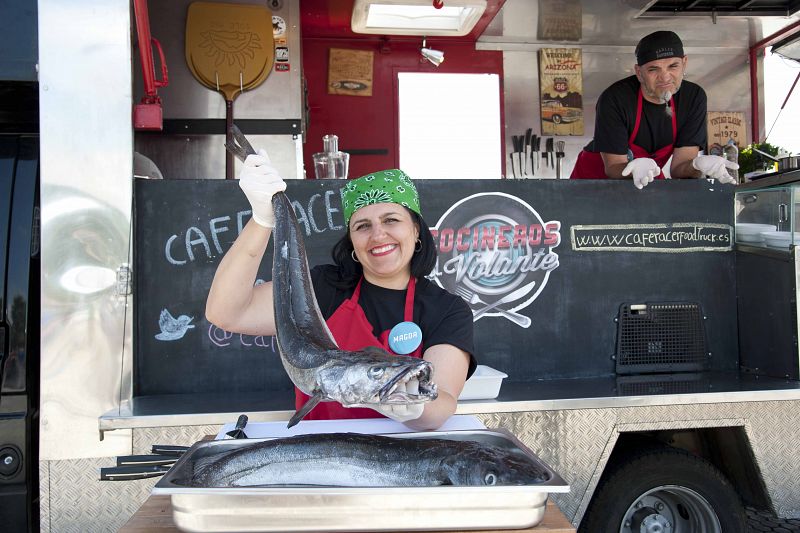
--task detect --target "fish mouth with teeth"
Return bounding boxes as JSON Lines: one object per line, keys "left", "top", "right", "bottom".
{"left": 378, "top": 363, "right": 436, "bottom": 404}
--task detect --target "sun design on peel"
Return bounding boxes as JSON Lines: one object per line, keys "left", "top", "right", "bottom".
{"left": 199, "top": 30, "right": 263, "bottom": 68}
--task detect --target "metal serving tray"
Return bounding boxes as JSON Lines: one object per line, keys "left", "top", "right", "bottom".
{"left": 152, "top": 428, "right": 569, "bottom": 533}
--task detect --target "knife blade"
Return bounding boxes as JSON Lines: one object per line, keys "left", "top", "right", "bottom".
{"left": 473, "top": 280, "right": 537, "bottom": 319}
{"left": 524, "top": 128, "right": 532, "bottom": 175}
{"left": 116, "top": 454, "right": 178, "bottom": 467}
{"left": 100, "top": 465, "right": 171, "bottom": 481}
{"left": 150, "top": 444, "right": 190, "bottom": 456}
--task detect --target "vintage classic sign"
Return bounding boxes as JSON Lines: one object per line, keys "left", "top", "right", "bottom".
{"left": 706, "top": 111, "right": 746, "bottom": 155}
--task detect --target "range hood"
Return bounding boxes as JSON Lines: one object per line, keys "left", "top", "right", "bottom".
{"left": 637, "top": 0, "right": 800, "bottom": 17}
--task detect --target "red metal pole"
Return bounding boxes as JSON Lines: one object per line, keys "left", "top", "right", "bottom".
{"left": 134, "top": 0, "right": 156, "bottom": 97}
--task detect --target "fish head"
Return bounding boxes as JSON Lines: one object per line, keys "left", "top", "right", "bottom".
{"left": 442, "top": 444, "right": 550, "bottom": 486}
{"left": 319, "top": 347, "right": 438, "bottom": 407}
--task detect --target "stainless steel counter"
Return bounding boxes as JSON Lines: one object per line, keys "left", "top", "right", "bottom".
{"left": 99, "top": 371, "right": 800, "bottom": 436}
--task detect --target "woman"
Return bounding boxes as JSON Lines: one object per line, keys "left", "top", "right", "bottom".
{"left": 206, "top": 150, "right": 475, "bottom": 430}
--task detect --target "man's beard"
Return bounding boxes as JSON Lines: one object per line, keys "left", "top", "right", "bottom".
{"left": 661, "top": 90, "right": 673, "bottom": 116}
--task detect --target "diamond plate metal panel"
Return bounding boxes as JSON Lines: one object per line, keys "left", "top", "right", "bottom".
{"left": 42, "top": 457, "right": 158, "bottom": 532}
{"left": 40, "top": 425, "right": 223, "bottom": 531}
{"left": 39, "top": 460, "right": 50, "bottom": 533}
{"left": 132, "top": 425, "right": 220, "bottom": 454}
{"left": 478, "top": 409, "right": 617, "bottom": 525}
{"left": 478, "top": 400, "right": 800, "bottom": 526}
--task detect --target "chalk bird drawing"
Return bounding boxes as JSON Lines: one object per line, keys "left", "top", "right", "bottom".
{"left": 155, "top": 309, "right": 195, "bottom": 341}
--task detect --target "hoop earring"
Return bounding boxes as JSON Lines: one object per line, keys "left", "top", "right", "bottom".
{"left": 351, "top": 250, "right": 360, "bottom": 263}
{"left": 414, "top": 239, "right": 422, "bottom": 253}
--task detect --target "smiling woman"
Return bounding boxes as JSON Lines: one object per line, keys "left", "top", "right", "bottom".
{"left": 206, "top": 161, "right": 476, "bottom": 431}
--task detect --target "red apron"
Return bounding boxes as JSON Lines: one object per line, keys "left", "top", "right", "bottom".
{"left": 294, "top": 276, "right": 423, "bottom": 420}
{"left": 570, "top": 88, "right": 677, "bottom": 179}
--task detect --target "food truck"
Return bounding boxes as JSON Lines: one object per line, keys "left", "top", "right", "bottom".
{"left": 2, "top": 0, "right": 800, "bottom": 531}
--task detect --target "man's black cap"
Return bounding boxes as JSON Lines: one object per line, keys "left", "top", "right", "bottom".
{"left": 635, "top": 31, "right": 685, "bottom": 65}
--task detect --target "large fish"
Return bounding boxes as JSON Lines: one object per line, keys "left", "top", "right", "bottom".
{"left": 271, "top": 192, "right": 438, "bottom": 427}
{"left": 191, "top": 432, "right": 550, "bottom": 487}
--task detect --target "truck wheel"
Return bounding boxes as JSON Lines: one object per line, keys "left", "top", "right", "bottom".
{"left": 580, "top": 447, "right": 746, "bottom": 533}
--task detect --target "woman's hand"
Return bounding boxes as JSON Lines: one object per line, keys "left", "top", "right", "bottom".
{"left": 239, "top": 149, "right": 287, "bottom": 227}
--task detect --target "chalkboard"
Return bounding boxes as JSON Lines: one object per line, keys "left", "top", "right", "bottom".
{"left": 134, "top": 178, "right": 736, "bottom": 397}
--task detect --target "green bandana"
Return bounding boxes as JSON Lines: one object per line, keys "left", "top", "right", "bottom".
{"left": 341, "top": 169, "right": 421, "bottom": 226}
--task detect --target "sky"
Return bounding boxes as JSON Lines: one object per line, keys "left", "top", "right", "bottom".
{"left": 763, "top": 47, "right": 800, "bottom": 154}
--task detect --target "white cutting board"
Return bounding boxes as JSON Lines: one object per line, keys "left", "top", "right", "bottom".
{"left": 215, "top": 415, "right": 487, "bottom": 440}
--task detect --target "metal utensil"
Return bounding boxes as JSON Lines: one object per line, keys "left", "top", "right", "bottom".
{"left": 555, "top": 141, "right": 565, "bottom": 179}
{"left": 524, "top": 128, "right": 532, "bottom": 175}
{"left": 100, "top": 465, "right": 172, "bottom": 481}
{"left": 473, "top": 280, "right": 537, "bottom": 320}
{"left": 116, "top": 454, "right": 178, "bottom": 467}
{"left": 455, "top": 285, "right": 531, "bottom": 328}
{"left": 150, "top": 444, "right": 190, "bottom": 456}
{"left": 224, "top": 414, "right": 250, "bottom": 439}
{"left": 225, "top": 124, "right": 258, "bottom": 163}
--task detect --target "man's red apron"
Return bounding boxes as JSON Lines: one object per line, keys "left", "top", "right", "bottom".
{"left": 294, "top": 276, "right": 423, "bottom": 420}
{"left": 570, "top": 88, "right": 677, "bottom": 179}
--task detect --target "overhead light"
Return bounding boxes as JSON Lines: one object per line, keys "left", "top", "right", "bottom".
{"left": 351, "top": 0, "right": 487, "bottom": 36}
{"left": 421, "top": 38, "right": 445, "bottom": 66}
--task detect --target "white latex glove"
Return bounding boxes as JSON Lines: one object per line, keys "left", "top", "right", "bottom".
{"left": 238, "top": 149, "right": 287, "bottom": 227}
{"left": 621, "top": 158, "right": 661, "bottom": 189}
{"left": 371, "top": 379, "right": 425, "bottom": 423}
{"left": 692, "top": 154, "right": 739, "bottom": 184}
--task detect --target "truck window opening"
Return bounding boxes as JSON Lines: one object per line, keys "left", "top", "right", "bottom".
{"left": 398, "top": 72, "right": 502, "bottom": 179}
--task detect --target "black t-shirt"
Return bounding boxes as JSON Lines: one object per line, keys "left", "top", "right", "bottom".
{"left": 584, "top": 76, "right": 707, "bottom": 156}
{"left": 311, "top": 265, "right": 477, "bottom": 379}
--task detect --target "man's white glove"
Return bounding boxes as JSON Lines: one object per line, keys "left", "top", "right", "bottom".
{"left": 692, "top": 154, "right": 739, "bottom": 184}
{"left": 238, "top": 149, "right": 287, "bottom": 227}
{"left": 621, "top": 158, "right": 661, "bottom": 190}
{"left": 371, "top": 379, "right": 425, "bottom": 423}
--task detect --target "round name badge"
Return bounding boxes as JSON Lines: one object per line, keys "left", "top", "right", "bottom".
{"left": 388, "top": 321, "right": 422, "bottom": 355}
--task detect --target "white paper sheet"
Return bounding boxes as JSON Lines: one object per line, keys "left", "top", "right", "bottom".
{"left": 215, "top": 414, "right": 486, "bottom": 440}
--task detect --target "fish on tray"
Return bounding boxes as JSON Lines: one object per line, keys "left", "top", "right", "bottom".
{"left": 190, "top": 432, "right": 551, "bottom": 487}
{"left": 271, "top": 193, "right": 438, "bottom": 428}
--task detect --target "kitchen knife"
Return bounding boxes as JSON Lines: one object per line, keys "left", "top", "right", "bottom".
{"left": 524, "top": 128, "right": 532, "bottom": 175}
{"left": 224, "top": 414, "right": 250, "bottom": 439}
{"left": 474, "top": 280, "right": 537, "bottom": 319}
{"left": 150, "top": 444, "right": 190, "bottom": 456}
{"left": 116, "top": 454, "right": 178, "bottom": 467}
{"left": 100, "top": 465, "right": 171, "bottom": 481}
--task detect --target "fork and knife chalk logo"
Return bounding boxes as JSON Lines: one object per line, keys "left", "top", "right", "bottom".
{"left": 428, "top": 193, "right": 561, "bottom": 329}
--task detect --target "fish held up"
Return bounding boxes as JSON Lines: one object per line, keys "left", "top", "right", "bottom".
{"left": 270, "top": 193, "right": 438, "bottom": 428}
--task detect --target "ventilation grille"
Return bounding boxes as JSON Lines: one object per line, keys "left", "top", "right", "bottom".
{"left": 615, "top": 302, "right": 708, "bottom": 375}
{"left": 616, "top": 374, "right": 711, "bottom": 395}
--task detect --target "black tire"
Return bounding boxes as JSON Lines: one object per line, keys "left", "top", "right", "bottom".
{"left": 552, "top": 114, "right": 562, "bottom": 124}
{"left": 579, "top": 447, "right": 747, "bottom": 533}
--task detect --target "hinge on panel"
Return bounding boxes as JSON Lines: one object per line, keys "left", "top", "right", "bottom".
{"left": 115, "top": 264, "right": 132, "bottom": 297}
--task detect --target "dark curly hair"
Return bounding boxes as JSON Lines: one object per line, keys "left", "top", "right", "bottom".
{"left": 324, "top": 208, "right": 437, "bottom": 290}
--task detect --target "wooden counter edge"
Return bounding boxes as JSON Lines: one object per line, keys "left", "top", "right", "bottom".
{"left": 120, "top": 494, "right": 576, "bottom": 533}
